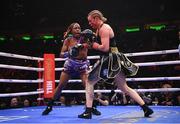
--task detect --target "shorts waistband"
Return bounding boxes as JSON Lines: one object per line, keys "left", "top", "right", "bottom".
{"left": 70, "top": 58, "right": 87, "bottom": 62}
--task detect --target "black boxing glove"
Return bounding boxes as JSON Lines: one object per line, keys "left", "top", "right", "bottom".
{"left": 69, "top": 44, "right": 84, "bottom": 58}
{"left": 80, "top": 29, "right": 97, "bottom": 48}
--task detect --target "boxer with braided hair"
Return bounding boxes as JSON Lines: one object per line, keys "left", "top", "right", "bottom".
{"left": 42, "top": 22, "right": 101, "bottom": 116}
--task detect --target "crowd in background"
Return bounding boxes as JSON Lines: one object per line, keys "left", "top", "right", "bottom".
{"left": 0, "top": 29, "right": 180, "bottom": 109}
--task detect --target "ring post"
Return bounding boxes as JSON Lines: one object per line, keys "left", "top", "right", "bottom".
{"left": 38, "top": 60, "right": 44, "bottom": 105}
{"left": 43, "top": 54, "right": 55, "bottom": 98}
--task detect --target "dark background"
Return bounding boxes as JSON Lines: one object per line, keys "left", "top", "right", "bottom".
{"left": 0, "top": 0, "right": 179, "bottom": 56}
{"left": 0, "top": 0, "right": 179, "bottom": 32}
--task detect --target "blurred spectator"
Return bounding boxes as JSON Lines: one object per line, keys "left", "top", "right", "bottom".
{"left": 152, "top": 97, "right": 159, "bottom": 106}
{"left": 141, "top": 94, "right": 152, "bottom": 105}
{"left": 110, "top": 91, "right": 128, "bottom": 105}
{"left": 93, "top": 92, "right": 109, "bottom": 106}
{"left": 174, "top": 65, "right": 180, "bottom": 77}
{"left": 23, "top": 99, "right": 31, "bottom": 107}
{"left": 159, "top": 83, "right": 174, "bottom": 106}
{"left": 128, "top": 97, "right": 137, "bottom": 105}
{"left": 0, "top": 101, "right": 7, "bottom": 109}
{"left": 60, "top": 96, "right": 66, "bottom": 106}
{"left": 175, "top": 94, "right": 180, "bottom": 106}
{"left": 10, "top": 97, "right": 22, "bottom": 108}
{"left": 53, "top": 96, "right": 67, "bottom": 106}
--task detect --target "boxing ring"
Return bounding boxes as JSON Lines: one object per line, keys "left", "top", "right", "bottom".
{"left": 0, "top": 46, "right": 180, "bottom": 123}
{"left": 0, "top": 106, "right": 180, "bottom": 123}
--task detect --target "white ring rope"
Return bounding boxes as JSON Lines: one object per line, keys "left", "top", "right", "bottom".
{"left": 135, "top": 60, "right": 180, "bottom": 66}
{"left": 125, "top": 77, "right": 180, "bottom": 81}
{"left": 125, "top": 49, "right": 179, "bottom": 57}
{"left": 0, "top": 48, "right": 179, "bottom": 61}
{"left": 0, "top": 64, "right": 43, "bottom": 71}
{"left": 0, "top": 91, "right": 44, "bottom": 97}
{"left": 0, "top": 79, "right": 43, "bottom": 83}
{"left": 1, "top": 77, "right": 180, "bottom": 83}
{"left": 0, "top": 88, "right": 180, "bottom": 97}
{"left": 55, "top": 60, "right": 180, "bottom": 71}
{"left": 0, "top": 52, "right": 43, "bottom": 61}
{"left": 0, "top": 60, "right": 179, "bottom": 71}
{"left": 61, "top": 88, "right": 180, "bottom": 93}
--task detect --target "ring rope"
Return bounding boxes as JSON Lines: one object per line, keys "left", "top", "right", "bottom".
{"left": 54, "top": 49, "right": 180, "bottom": 61}
{"left": 125, "top": 49, "right": 179, "bottom": 57}
{"left": 1, "top": 76, "right": 180, "bottom": 83}
{"left": 0, "top": 88, "right": 180, "bottom": 98}
{"left": 0, "top": 60, "right": 179, "bottom": 71}
{"left": 0, "top": 48, "right": 179, "bottom": 61}
{"left": 61, "top": 88, "right": 180, "bottom": 93}
{"left": 0, "top": 64, "right": 43, "bottom": 71}
{"left": 0, "top": 52, "right": 43, "bottom": 61}
{"left": 0, "top": 91, "right": 44, "bottom": 97}
{"left": 55, "top": 60, "right": 180, "bottom": 71}
{"left": 64, "top": 77, "right": 180, "bottom": 82}
{"left": 0, "top": 79, "right": 43, "bottom": 83}
{"left": 135, "top": 60, "right": 180, "bottom": 66}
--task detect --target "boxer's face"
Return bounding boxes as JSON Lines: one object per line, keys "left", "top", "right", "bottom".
{"left": 87, "top": 16, "right": 98, "bottom": 29}
{"left": 72, "top": 23, "right": 81, "bottom": 37}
